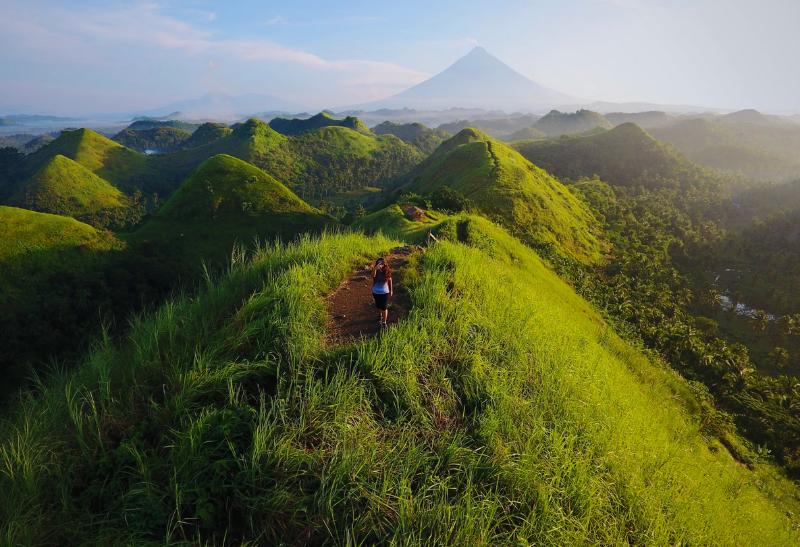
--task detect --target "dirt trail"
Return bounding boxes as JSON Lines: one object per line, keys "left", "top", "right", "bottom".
{"left": 327, "top": 247, "right": 414, "bottom": 344}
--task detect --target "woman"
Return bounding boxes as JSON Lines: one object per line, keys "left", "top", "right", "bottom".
{"left": 372, "top": 257, "right": 393, "bottom": 327}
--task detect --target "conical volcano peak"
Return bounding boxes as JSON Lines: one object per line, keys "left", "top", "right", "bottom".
{"left": 358, "top": 47, "right": 577, "bottom": 112}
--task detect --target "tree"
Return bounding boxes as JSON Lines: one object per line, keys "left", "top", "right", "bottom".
{"left": 768, "top": 347, "right": 790, "bottom": 370}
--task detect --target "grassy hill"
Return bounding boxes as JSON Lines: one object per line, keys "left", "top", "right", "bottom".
{"left": 400, "top": 128, "right": 602, "bottom": 264}
{"left": 183, "top": 122, "right": 233, "bottom": 148}
{"left": 372, "top": 121, "right": 451, "bottom": 153}
{"left": 269, "top": 112, "right": 372, "bottom": 136}
{"left": 0, "top": 206, "right": 123, "bottom": 387}
{"left": 24, "top": 128, "right": 149, "bottom": 192}
{"left": 153, "top": 119, "right": 423, "bottom": 202}
{"left": 651, "top": 113, "right": 800, "bottom": 181}
{"left": 513, "top": 123, "right": 706, "bottom": 188}
{"left": 605, "top": 111, "right": 673, "bottom": 129}
{"left": 9, "top": 154, "right": 128, "bottom": 219}
{"left": 132, "top": 154, "right": 331, "bottom": 266}
{"left": 114, "top": 126, "right": 192, "bottom": 153}
{"left": 437, "top": 114, "right": 540, "bottom": 140}
{"left": 1, "top": 221, "right": 797, "bottom": 544}
{"left": 533, "top": 109, "right": 612, "bottom": 136}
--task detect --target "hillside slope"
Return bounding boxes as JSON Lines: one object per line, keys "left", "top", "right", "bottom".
{"left": 533, "top": 109, "right": 612, "bottom": 136}
{"left": 1, "top": 223, "right": 797, "bottom": 544}
{"left": 401, "top": 128, "right": 601, "bottom": 264}
{"left": 269, "top": 112, "right": 372, "bottom": 136}
{"left": 154, "top": 119, "right": 423, "bottom": 201}
{"left": 513, "top": 123, "right": 709, "bottom": 187}
{"left": 24, "top": 128, "right": 148, "bottom": 191}
{"left": 0, "top": 206, "right": 122, "bottom": 385}
{"left": 132, "top": 154, "right": 331, "bottom": 265}
{"left": 9, "top": 154, "right": 128, "bottom": 219}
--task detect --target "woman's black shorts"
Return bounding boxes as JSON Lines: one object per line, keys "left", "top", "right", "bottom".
{"left": 373, "top": 293, "right": 390, "bottom": 310}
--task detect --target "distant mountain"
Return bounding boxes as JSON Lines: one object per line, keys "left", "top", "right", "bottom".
{"left": 400, "top": 128, "right": 601, "bottom": 263}
{"left": 651, "top": 111, "right": 800, "bottom": 181}
{"left": 513, "top": 123, "right": 704, "bottom": 188}
{"left": 134, "top": 93, "right": 302, "bottom": 121}
{"left": 114, "top": 127, "right": 192, "bottom": 154}
{"left": 437, "top": 114, "right": 541, "bottom": 140}
{"left": 183, "top": 123, "right": 233, "bottom": 149}
{"left": 605, "top": 111, "right": 673, "bottom": 129}
{"left": 533, "top": 110, "right": 612, "bottom": 137}
{"left": 372, "top": 121, "right": 451, "bottom": 154}
{"left": 269, "top": 112, "right": 371, "bottom": 136}
{"left": 357, "top": 47, "right": 578, "bottom": 112}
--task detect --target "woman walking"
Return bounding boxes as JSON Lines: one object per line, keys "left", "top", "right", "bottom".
{"left": 372, "top": 257, "right": 393, "bottom": 327}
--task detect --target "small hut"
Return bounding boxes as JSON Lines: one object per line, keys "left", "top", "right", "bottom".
{"left": 401, "top": 204, "right": 426, "bottom": 221}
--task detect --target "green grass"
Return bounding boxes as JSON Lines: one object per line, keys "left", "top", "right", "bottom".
{"left": 1, "top": 221, "right": 797, "bottom": 544}
{"left": 9, "top": 154, "right": 128, "bottom": 218}
{"left": 130, "top": 154, "right": 332, "bottom": 267}
{"left": 24, "top": 128, "right": 148, "bottom": 191}
{"left": 513, "top": 123, "right": 705, "bottom": 188}
{"left": 403, "top": 128, "right": 602, "bottom": 264}
{"left": 533, "top": 109, "right": 612, "bottom": 136}
{"left": 153, "top": 119, "right": 422, "bottom": 201}
{"left": 269, "top": 112, "right": 373, "bottom": 136}
{"left": 355, "top": 203, "right": 449, "bottom": 240}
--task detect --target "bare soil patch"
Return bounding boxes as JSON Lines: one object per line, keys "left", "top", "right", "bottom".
{"left": 327, "top": 247, "right": 414, "bottom": 344}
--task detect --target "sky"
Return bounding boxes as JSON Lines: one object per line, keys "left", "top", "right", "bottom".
{"left": 1, "top": 0, "right": 799, "bottom": 115}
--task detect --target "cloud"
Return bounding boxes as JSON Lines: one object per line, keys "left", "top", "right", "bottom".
{"left": 0, "top": 2, "right": 426, "bottom": 105}
{"left": 265, "top": 16, "right": 288, "bottom": 27}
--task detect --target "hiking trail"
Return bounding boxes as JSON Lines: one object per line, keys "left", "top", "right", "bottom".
{"left": 326, "top": 246, "right": 414, "bottom": 343}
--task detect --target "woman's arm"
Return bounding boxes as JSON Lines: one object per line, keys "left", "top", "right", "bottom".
{"left": 389, "top": 278, "right": 393, "bottom": 296}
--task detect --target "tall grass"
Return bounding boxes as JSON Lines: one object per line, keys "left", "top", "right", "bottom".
{"left": 0, "top": 223, "right": 797, "bottom": 545}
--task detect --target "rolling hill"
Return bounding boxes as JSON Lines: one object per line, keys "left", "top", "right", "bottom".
{"left": 372, "top": 121, "right": 451, "bottom": 153}
{"left": 133, "top": 154, "right": 331, "bottom": 265}
{"left": 269, "top": 112, "right": 372, "bottom": 136}
{"left": 183, "top": 122, "right": 233, "bottom": 149}
{"left": 513, "top": 123, "right": 707, "bottom": 187}
{"left": 113, "top": 126, "right": 192, "bottom": 153}
{"left": 651, "top": 111, "right": 800, "bottom": 181}
{"left": 8, "top": 154, "right": 128, "bottom": 219}
{"left": 533, "top": 109, "right": 612, "bottom": 136}
{"left": 154, "top": 118, "right": 423, "bottom": 202}
{"left": 23, "top": 128, "right": 149, "bottom": 192}
{"left": 1, "top": 220, "right": 797, "bottom": 544}
{"left": 0, "top": 206, "right": 122, "bottom": 386}
{"left": 605, "top": 110, "right": 674, "bottom": 129}
{"left": 400, "top": 128, "right": 602, "bottom": 263}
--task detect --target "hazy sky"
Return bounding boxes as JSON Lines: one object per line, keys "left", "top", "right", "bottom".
{"left": 1, "top": 0, "right": 799, "bottom": 114}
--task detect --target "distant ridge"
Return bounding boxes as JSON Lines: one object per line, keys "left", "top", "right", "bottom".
{"left": 356, "top": 47, "right": 578, "bottom": 112}
{"left": 269, "top": 112, "right": 372, "bottom": 136}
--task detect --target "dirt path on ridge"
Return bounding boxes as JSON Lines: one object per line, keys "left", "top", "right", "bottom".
{"left": 326, "top": 247, "right": 414, "bottom": 344}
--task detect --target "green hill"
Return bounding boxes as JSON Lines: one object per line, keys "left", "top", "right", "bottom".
{"left": 0, "top": 206, "right": 122, "bottom": 386}
{"left": 9, "top": 154, "right": 128, "bottom": 219}
{"left": 1, "top": 221, "right": 797, "bottom": 544}
{"left": 183, "top": 122, "right": 233, "bottom": 149}
{"left": 651, "top": 114, "right": 800, "bottom": 181}
{"left": 513, "top": 123, "right": 704, "bottom": 187}
{"left": 133, "top": 154, "right": 331, "bottom": 265}
{"left": 269, "top": 111, "right": 372, "bottom": 136}
{"left": 372, "top": 121, "right": 451, "bottom": 153}
{"left": 113, "top": 126, "right": 192, "bottom": 153}
{"left": 437, "top": 114, "right": 540, "bottom": 140}
{"left": 400, "top": 128, "right": 602, "bottom": 264}
{"left": 533, "top": 109, "right": 612, "bottom": 136}
{"left": 24, "top": 128, "right": 148, "bottom": 191}
{"left": 154, "top": 118, "right": 423, "bottom": 201}
{"left": 605, "top": 111, "right": 673, "bottom": 129}
{"left": 504, "top": 126, "right": 546, "bottom": 141}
